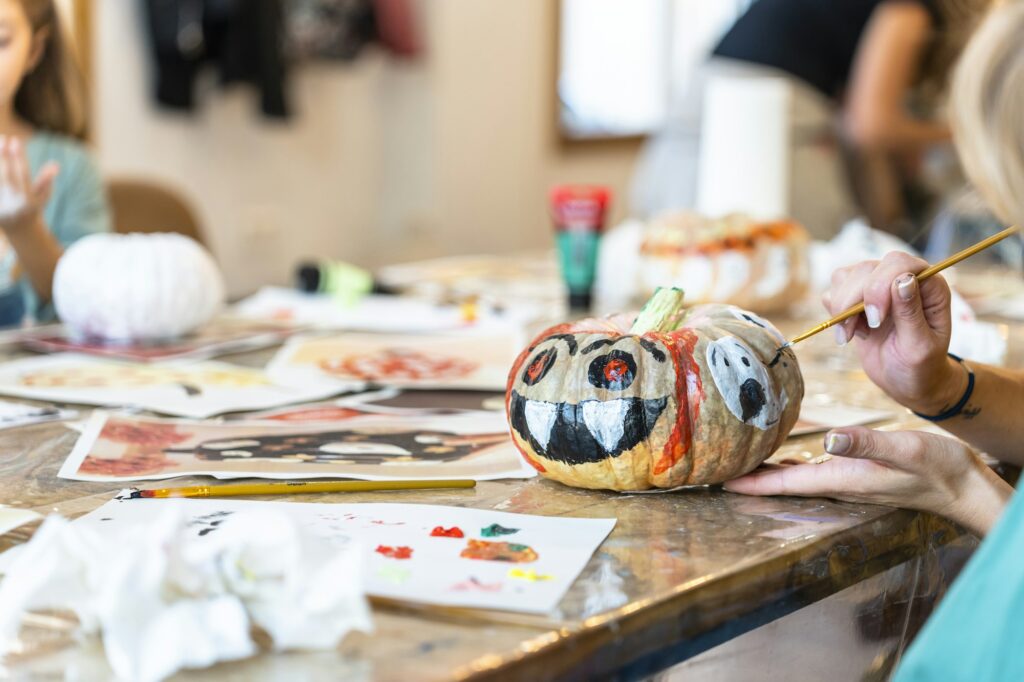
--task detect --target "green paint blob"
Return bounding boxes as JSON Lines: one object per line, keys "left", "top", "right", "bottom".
{"left": 480, "top": 523, "right": 519, "bottom": 538}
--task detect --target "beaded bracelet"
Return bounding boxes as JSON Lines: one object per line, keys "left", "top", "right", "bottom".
{"left": 912, "top": 353, "right": 975, "bottom": 422}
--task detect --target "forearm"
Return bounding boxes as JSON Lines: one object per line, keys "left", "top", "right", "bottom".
{"left": 5, "top": 216, "right": 63, "bottom": 304}
{"left": 916, "top": 359, "right": 1024, "bottom": 465}
{"left": 944, "top": 457, "right": 1015, "bottom": 536}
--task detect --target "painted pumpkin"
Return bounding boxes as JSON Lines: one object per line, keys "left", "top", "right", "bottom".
{"left": 505, "top": 287, "right": 802, "bottom": 491}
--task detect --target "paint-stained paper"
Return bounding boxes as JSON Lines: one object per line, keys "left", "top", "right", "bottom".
{"left": 267, "top": 331, "right": 525, "bottom": 391}
{"left": 59, "top": 411, "right": 535, "bottom": 482}
{"left": 71, "top": 499, "right": 616, "bottom": 615}
{"left": 14, "top": 318, "right": 298, "bottom": 363}
{"left": 0, "top": 354, "right": 354, "bottom": 419}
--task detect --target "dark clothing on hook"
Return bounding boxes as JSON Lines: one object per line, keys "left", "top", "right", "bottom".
{"left": 713, "top": 0, "right": 941, "bottom": 99}
{"left": 142, "top": 0, "right": 290, "bottom": 119}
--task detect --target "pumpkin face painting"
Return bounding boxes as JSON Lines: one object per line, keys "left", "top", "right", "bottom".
{"left": 506, "top": 288, "right": 803, "bottom": 491}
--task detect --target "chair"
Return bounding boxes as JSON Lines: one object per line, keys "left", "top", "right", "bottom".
{"left": 105, "top": 178, "right": 205, "bottom": 246}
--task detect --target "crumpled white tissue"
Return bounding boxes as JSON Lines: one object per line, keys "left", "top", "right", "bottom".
{"left": 0, "top": 509, "right": 372, "bottom": 682}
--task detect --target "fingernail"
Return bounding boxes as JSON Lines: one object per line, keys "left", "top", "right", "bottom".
{"left": 833, "top": 326, "right": 847, "bottom": 346}
{"left": 896, "top": 274, "right": 916, "bottom": 301}
{"left": 825, "top": 432, "right": 851, "bottom": 455}
{"left": 865, "top": 304, "right": 881, "bottom": 329}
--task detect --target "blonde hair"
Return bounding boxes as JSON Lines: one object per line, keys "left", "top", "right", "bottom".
{"left": 14, "top": 0, "right": 88, "bottom": 139}
{"left": 950, "top": 1, "right": 1024, "bottom": 227}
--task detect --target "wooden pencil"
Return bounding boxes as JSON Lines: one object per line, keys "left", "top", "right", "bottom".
{"left": 781, "top": 225, "right": 1020, "bottom": 349}
{"left": 127, "top": 479, "right": 477, "bottom": 499}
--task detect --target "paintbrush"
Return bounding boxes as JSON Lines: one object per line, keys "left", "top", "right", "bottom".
{"left": 771, "top": 225, "right": 1020, "bottom": 364}
{"left": 122, "top": 479, "right": 477, "bottom": 499}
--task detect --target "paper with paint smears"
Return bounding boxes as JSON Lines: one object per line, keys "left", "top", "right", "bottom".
{"left": 0, "top": 354, "right": 352, "bottom": 419}
{"left": 266, "top": 332, "right": 525, "bottom": 391}
{"left": 58, "top": 410, "right": 535, "bottom": 483}
{"left": 72, "top": 500, "right": 616, "bottom": 615}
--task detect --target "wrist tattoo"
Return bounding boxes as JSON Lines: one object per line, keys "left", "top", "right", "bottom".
{"left": 962, "top": 404, "right": 982, "bottom": 420}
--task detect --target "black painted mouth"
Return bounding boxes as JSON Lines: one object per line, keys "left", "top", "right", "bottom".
{"left": 509, "top": 391, "right": 668, "bottom": 465}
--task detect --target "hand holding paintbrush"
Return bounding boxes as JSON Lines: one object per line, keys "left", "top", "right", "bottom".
{"left": 778, "top": 226, "right": 1018, "bottom": 418}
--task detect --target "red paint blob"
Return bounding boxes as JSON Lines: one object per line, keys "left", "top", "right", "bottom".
{"left": 604, "top": 358, "right": 629, "bottom": 382}
{"left": 376, "top": 545, "right": 413, "bottom": 559}
{"left": 430, "top": 526, "right": 465, "bottom": 538}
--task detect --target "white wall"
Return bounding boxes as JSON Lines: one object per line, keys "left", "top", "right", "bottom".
{"left": 93, "top": 1, "right": 638, "bottom": 298}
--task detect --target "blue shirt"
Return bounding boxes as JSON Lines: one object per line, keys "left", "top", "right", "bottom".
{"left": 0, "top": 132, "right": 111, "bottom": 327}
{"left": 894, "top": 486, "right": 1024, "bottom": 681}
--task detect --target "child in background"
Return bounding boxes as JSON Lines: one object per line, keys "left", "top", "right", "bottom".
{"left": 0, "top": 0, "right": 110, "bottom": 327}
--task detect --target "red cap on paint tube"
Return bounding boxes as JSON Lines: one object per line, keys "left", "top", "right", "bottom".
{"left": 549, "top": 186, "right": 611, "bottom": 231}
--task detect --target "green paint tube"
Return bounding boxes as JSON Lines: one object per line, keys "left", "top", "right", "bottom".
{"left": 550, "top": 185, "right": 611, "bottom": 311}
{"left": 295, "top": 260, "right": 396, "bottom": 304}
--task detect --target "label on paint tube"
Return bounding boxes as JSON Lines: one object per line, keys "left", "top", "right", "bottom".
{"left": 550, "top": 186, "right": 611, "bottom": 308}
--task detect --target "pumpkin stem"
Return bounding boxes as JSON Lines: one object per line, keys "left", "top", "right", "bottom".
{"left": 630, "top": 287, "right": 686, "bottom": 333}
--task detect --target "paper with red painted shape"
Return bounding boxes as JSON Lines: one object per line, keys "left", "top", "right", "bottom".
{"left": 267, "top": 332, "right": 524, "bottom": 391}
{"left": 70, "top": 499, "right": 616, "bottom": 615}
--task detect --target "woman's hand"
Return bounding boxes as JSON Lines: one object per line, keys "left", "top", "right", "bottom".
{"left": 724, "top": 427, "right": 1014, "bottom": 536}
{"left": 0, "top": 136, "right": 59, "bottom": 235}
{"left": 827, "top": 251, "right": 965, "bottom": 415}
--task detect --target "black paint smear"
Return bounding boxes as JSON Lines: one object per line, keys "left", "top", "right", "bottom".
{"left": 539, "top": 334, "right": 578, "bottom": 355}
{"left": 581, "top": 338, "right": 615, "bottom": 355}
{"left": 510, "top": 392, "right": 667, "bottom": 465}
{"left": 522, "top": 348, "right": 558, "bottom": 386}
{"left": 179, "top": 383, "right": 202, "bottom": 397}
{"left": 638, "top": 338, "right": 666, "bottom": 362}
{"left": 739, "top": 378, "right": 767, "bottom": 422}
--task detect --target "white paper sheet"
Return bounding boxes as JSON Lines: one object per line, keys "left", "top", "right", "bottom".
{"left": 232, "top": 287, "right": 529, "bottom": 334}
{"left": 790, "top": 404, "right": 895, "bottom": 437}
{"left": 267, "top": 332, "right": 524, "bottom": 392}
{"left": 0, "top": 507, "right": 41, "bottom": 536}
{"left": 0, "top": 354, "right": 354, "bottom": 419}
{"left": 0, "top": 399, "right": 76, "bottom": 430}
{"left": 73, "top": 499, "right": 615, "bottom": 615}
{"left": 59, "top": 411, "right": 535, "bottom": 483}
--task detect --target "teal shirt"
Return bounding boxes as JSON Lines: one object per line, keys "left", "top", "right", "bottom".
{"left": 0, "top": 132, "right": 111, "bottom": 325}
{"left": 894, "top": 486, "right": 1024, "bottom": 681}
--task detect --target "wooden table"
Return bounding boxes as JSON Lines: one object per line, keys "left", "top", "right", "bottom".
{"left": 0, "top": 318, "right": 1014, "bottom": 681}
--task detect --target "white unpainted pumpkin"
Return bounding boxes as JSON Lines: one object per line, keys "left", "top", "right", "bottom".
{"left": 53, "top": 233, "right": 225, "bottom": 342}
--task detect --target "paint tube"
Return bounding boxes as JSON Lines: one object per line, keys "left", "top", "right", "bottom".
{"left": 550, "top": 185, "right": 611, "bottom": 311}
{"left": 295, "top": 260, "right": 397, "bottom": 301}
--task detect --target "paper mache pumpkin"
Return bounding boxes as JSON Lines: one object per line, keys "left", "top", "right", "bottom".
{"left": 53, "top": 233, "right": 225, "bottom": 343}
{"left": 639, "top": 213, "right": 809, "bottom": 313}
{"left": 505, "top": 287, "right": 803, "bottom": 491}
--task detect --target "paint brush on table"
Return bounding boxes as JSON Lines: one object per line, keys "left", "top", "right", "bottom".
{"left": 123, "top": 479, "right": 477, "bottom": 499}
{"left": 771, "top": 225, "right": 1020, "bottom": 363}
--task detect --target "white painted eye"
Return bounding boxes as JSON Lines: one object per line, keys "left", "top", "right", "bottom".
{"left": 727, "top": 308, "right": 785, "bottom": 345}
{"left": 705, "top": 336, "right": 786, "bottom": 430}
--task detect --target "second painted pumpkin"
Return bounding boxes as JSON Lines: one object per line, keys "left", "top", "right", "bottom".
{"left": 505, "top": 287, "right": 803, "bottom": 491}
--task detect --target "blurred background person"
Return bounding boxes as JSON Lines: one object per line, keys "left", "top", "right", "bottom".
{"left": 633, "top": 0, "right": 990, "bottom": 241}
{"left": 0, "top": 0, "right": 109, "bottom": 328}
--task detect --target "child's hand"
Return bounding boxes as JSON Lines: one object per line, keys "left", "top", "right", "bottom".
{"left": 724, "top": 427, "right": 1013, "bottom": 536}
{"left": 0, "top": 136, "right": 59, "bottom": 234}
